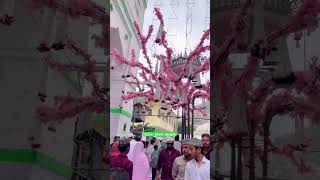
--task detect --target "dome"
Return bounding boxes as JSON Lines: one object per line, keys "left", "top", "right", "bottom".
{"left": 194, "top": 123, "right": 210, "bottom": 139}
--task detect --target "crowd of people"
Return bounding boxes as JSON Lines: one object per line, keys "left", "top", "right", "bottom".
{"left": 109, "top": 132, "right": 212, "bottom": 180}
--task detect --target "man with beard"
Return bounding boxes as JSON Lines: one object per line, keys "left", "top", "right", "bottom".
{"left": 184, "top": 138, "right": 210, "bottom": 180}
{"left": 172, "top": 139, "right": 193, "bottom": 180}
{"left": 201, "top": 133, "right": 212, "bottom": 160}
{"left": 156, "top": 138, "right": 181, "bottom": 180}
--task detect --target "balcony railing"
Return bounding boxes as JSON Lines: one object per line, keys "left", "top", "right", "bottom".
{"left": 171, "top": 57, "right": 203, "bottom": 68}
{"left": 212, "top": 0, "right": 301, "bottom": 13}
{"left": 263, "top": 0, "right": 294, "bottom": 14}
{"left": 213, "top": 0, "right": 241, "bottom": 12}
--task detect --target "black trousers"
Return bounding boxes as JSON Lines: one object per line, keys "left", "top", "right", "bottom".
{"left": 152, "top": 168, "right": 157, "bottom": 180}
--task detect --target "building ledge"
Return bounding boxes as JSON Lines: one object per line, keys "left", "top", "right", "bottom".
{"left": 0, "top": 149, "right": 73, "bottom": 178}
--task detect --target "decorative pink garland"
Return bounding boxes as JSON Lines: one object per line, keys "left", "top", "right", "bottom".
{"left": 0, "top": 14, "right": 14, "bottom": 26}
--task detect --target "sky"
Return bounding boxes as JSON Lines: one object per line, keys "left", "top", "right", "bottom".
{"left": 138, "top": 0, "right": 210, "bottom": 108}
{"left": 141, "top": 0, "right": 210, "bottom": 56}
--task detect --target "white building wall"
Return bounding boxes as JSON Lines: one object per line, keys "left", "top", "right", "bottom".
{"left": 0, "top": 163, "right": 32, "bottom": 180}
{"left": 30, "top": 166, "right": 66, "bottom": 180}
{"left": 0, "top": 1, "right": 90, "bottom": 179}
{"left": 110, "top": 0, "right": 147, "bottom": 140}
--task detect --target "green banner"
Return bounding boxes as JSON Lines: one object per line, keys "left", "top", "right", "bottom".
{"left": 144, "top": 131, "right": 177, "bottom": 137}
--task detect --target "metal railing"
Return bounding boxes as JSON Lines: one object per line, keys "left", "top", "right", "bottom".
{"left": 171, "top": 57, "right": 203, "bottom": 68}
{"left": 212, "top": 0, "right": 301, "bottom": 13}
{"left": 213, "top": 0, "right": 241, "bottom": 11}
{"left": 263, "top": 0, "right": 298, "bottom": 14}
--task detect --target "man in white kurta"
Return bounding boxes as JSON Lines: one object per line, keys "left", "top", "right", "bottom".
{"left": 127, "top": 132, "right": 142, "bottom": 161}
{"left": 146, "top": 138, "right": 156, "bottom": 166}
{"left": 184, "top": 138, "right": 210, "bottom": 180}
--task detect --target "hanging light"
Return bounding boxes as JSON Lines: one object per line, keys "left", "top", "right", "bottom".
{"left": 51, "top": 41, "right": 65, "bottom": 50}
{"left": 48, "top": 124, "right": 56, "bottom": 132}
{"left": 38, "top": 92, "right": 47, "bottom": 102}
{"left": 37, "top": 43, "right": 51, "bottom": 52}
{"left": 31, "top": 143, "right": 41, "bottom": 149}
{"left": 195, "top": 84, "right": 203, "bottom": 89}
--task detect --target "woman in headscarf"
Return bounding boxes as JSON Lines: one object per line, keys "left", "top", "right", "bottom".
{"left": 132, "top": 142, "right": 151, "bottom": 180}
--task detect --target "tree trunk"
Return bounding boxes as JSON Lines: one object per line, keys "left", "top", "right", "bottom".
{"left": 182, "top": 107, "right": 185, "bottom": 139}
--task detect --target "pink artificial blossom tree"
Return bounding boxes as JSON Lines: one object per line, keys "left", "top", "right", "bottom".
{"left": 111, "top": 7, "right": 210, "bottom": 118}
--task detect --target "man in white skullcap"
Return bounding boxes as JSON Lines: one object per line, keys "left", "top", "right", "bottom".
{"left": 128, "top": 133, "right": 134, "bottom": 142}
{"left": 156, "top": 138, "right": 181, "bottom": 180}
{"left": 184, "top": 138, "right": 210, "bottom": 180}
{"left": 172, "top": 138, "right": 193, "bottom": 180}
{"left": 127, "top": 131, "right": 142, "bottom": 161}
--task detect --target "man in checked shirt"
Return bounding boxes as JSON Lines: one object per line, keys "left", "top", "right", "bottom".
{"left": 172, "top": 139, "right": 194, "bottom": 180}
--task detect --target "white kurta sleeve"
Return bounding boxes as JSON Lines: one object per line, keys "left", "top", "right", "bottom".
{"left": 184, "top": 163, "right": 190, "bottom": 180}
